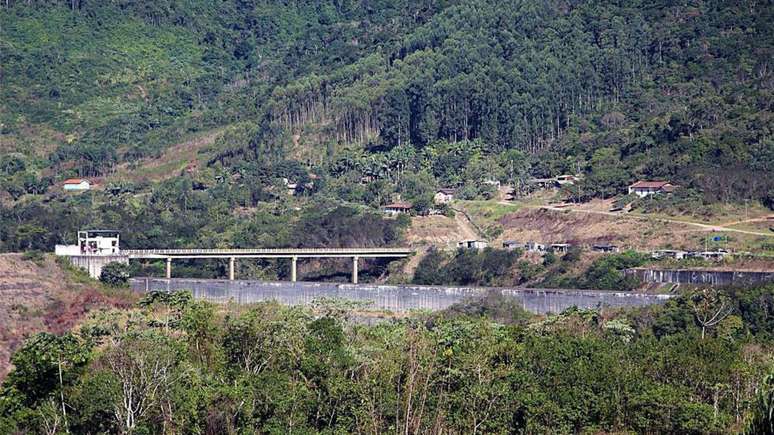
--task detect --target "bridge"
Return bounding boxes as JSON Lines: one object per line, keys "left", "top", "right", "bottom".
{"left": 123, "top": 248, "right": 413, "bottom": 283}
{"left": 59, "top": 244, "right": 413, "bottom": 283}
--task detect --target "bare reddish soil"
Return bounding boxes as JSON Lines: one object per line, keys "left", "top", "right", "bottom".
{"left": 0, "top": 254, "right": 135, "bottom": 381}
{"left": 499, "top": 208, "right": 701, "bottom": 250}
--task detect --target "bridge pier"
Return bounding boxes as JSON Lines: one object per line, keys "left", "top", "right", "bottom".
{"left": 118, "top": 247, "right": 412, "bottom": 284}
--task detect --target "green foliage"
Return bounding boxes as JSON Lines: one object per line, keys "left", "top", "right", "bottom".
{"left": 21, "top": 250, "right": 44, "bottom": 264}
{"left": 2, "top": 0, "right": 771, "bottom": 259}
{"left": 439, "top": 290, "right": 532, "bottom": 325}
{"left": 746, "top": 372, "right": 774, "bottom": 435}
{"left": 98, "top": 261, "right": 130, "bottom": 286}
{"left": 562, "top": 246, "right": 582, "bottom": 263}
{"left": 0, "top": 332, "right": 92, "bottom": 412}
{"left": 542, "top": 251, "right": 557, "bottom": 266}
{"left": 412, "top": 248, "right": 449, "bottom": 285}
{"left": 138, "top": 290, "right": 193, "bottom": 329}
{"left": 578, "top": 251, "right": 647, "bottom": 291}
{"left": 413, "top": 247, "right": 520, "bottom": 286}
{"left": 2, "top": 285, "right": 774, "bottom": 433}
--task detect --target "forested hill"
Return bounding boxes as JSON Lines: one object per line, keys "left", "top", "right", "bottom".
{"left": 1, "top": 1, "right": 772, "bottom": 251}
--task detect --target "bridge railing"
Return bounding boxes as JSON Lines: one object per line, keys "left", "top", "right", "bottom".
{"left": 122, "top": 247, "right": 413, "bottom": 255}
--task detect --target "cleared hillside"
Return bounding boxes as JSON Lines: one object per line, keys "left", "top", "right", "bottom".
{"left": 1, "top": 0, "right": 772, "bottom": 280}
{"left": 0, "top": 254, "right": 135, "bottom": 380}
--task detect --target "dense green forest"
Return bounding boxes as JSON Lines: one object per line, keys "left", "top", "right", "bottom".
{"left": 1, "top": 0, "right": 772, "bottom": 259}
{"left": 1, "top": 285, "right": 772, "bottom": 433}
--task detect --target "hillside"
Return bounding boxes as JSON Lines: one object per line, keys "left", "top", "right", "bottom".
{"left": 0, "top": 254, "right": 135, "bottom": 380}
{"left": 1, "top": 0, "right": 772, "bottom": 277}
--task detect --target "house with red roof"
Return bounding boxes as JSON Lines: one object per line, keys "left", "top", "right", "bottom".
{"left": 383, "top": 202, "right": 412, "bottom": 216}
{"left": 628, "top": 181, "right": 675, "bottom": 197}
{"left": 63, "top": 178, "right": 90, "bottom": 191}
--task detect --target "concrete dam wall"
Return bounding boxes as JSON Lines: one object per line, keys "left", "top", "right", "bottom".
{"left": 626, "top": 268, "right": 774, "bottom": 286}
{"left": 130, "top": 278, "right": 673, "bottom": 315}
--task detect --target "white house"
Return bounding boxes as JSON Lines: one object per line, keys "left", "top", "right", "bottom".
{"left": 457, "top": 239, "right": 488, "bottom": 250}
{"left": 651, "top": 249, "right": 688, "bottom": 260}
{"left": 524, "top": 242, "right": 546, "bottom": 253}
{"left": 592, "top": 244, "right": 620, "bottom": 253}
{"left": 434, "top": 188, "right": 456, "bottom": 204}
{"left": 549, "top": 243, "right": 572, "bottom": 254}
{"left": 555, "top": 175, "right": 579, "bottom": 186}
{"left": 383, "top": 202, "right": 412, "bottom": 216}
{"left": 63, "top": 178, "right": 90, "bottom": 191}
{"left": 628, "top": 181, "right": 675, "bottom": 197}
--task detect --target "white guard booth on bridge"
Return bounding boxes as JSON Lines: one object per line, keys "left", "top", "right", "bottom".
{"left": 55, "top": 230, "right": 128, "bottom": 279}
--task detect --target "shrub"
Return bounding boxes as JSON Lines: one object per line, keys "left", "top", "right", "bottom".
{"left": 543, "top": 251, "right": 557, "bottom": 266}
{"left": 579, "top": 251, "right": 647, "bottom": 290}
{"left": 562, "top": 246, "right": 582, "bottom": 263}
{"left": 100, "top": 262, "right": 131, "bottom": 286}
{"left": 21, "top": 250, "right": 45, "bottom": 264}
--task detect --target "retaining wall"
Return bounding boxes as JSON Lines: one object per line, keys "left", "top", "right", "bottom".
{"left": 130, "top": 278, "right": 673, "bottom": 315}
{"left": 625, "top": 268, "right": 774, "bottom": 286}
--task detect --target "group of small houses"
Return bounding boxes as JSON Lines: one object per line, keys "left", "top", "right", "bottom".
{"left": 529, "top": 176, "right": 678, "bottom": 198}
{"left": 383, "top": 178, "right": 678, "bottom": 216}
{"left": 63, "top": 173, "right": 674, "bottom": 205}
{"left": 471, "top": 239, "right": 729, "bottom": 261}
{"left": 382, "top": 187, "right": 459, "bottom": 216}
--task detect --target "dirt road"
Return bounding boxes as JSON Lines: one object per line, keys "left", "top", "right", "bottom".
{"left": 534, "top": 205, "right": 773, "bottom": 237}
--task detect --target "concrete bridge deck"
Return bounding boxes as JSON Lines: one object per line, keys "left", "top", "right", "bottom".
{"left": 121, "top": 247, "right": 413, "bottom": 283}
{"left": 122, "top": 247, "right": 413, "bottom": 259}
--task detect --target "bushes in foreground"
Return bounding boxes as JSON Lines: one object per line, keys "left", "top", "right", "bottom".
{"left": 1, "top": 286, "right": 772, "bottom": 433}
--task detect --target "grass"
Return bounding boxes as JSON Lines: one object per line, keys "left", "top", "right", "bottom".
{"left": 109, "top": 127, "right": 225, "bottom": 183}
{"left": 54, "top": 255, "right": 139, "bottom": 301}
{"left": 457, "top": 200, "right": 521, "bottom": 225}
{"left": 631, "top": 201, "right": 771, "bottom": 226}
{"left": 726, "top": 221, "right": 774, "bottom": 233}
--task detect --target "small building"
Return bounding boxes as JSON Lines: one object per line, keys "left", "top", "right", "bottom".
{"left": 628, "top": 181, "right": 675, "bottom": 197}
{"left": 55, "top": 230, "right": 126, "bottom": 279}
{"left": 458, "top": 239, "right": 489, "bottom": 250}
{"left": 63, "top": 178, "right": 90, "bottom": 191}
{"left": 555, "top": 175, "right": 579, "bottom": 186}
{"left": 434, "top": 188, "right": 456, "bottom": 205}
{"left": 383, "top": 202, "right": 413, "bottom": 216}
{"left": 502, "top": 240, "right": 522, "bottom": 250}
{"left": 592, "top": 244, "right": 620, "bottom": 253}
{"left": 524, "top": 242, "right": 546, "bottom": 253}
{"left": 549, "top": 243, "right": 572, "bottom": 254}
{"left": 499, "top": 185, "right": 516, "bottom": 201}
{"left": 652, "top": 249, "right": 688, "bottom": 260}
{"left": 55, "top": 230, "right": 120, "bottom": 256}
{"left": 528, "top": 178, "right": 556, "bottom": 189}
{"left": 688, "top": 250, "right": 730, "bottom": 261}
{"left": 483, "top": 179, "right": 501, "bottom": 189}
{"left": 282, "top": 178, "right": 299, "bottom": 195}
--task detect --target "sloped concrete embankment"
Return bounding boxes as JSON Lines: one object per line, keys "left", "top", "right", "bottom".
{"left": 131, "top": 278, "right": 673, "bottom": 315}
{"left": 625, "top": 268, "right": 774, "bottom": 286}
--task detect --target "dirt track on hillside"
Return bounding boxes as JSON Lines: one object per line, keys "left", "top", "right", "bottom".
{"left": 406, "top": 215, "right": 479, "bottom": 248}
{"left": 497, "top": 208, "right": 711, "bottom": 250}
